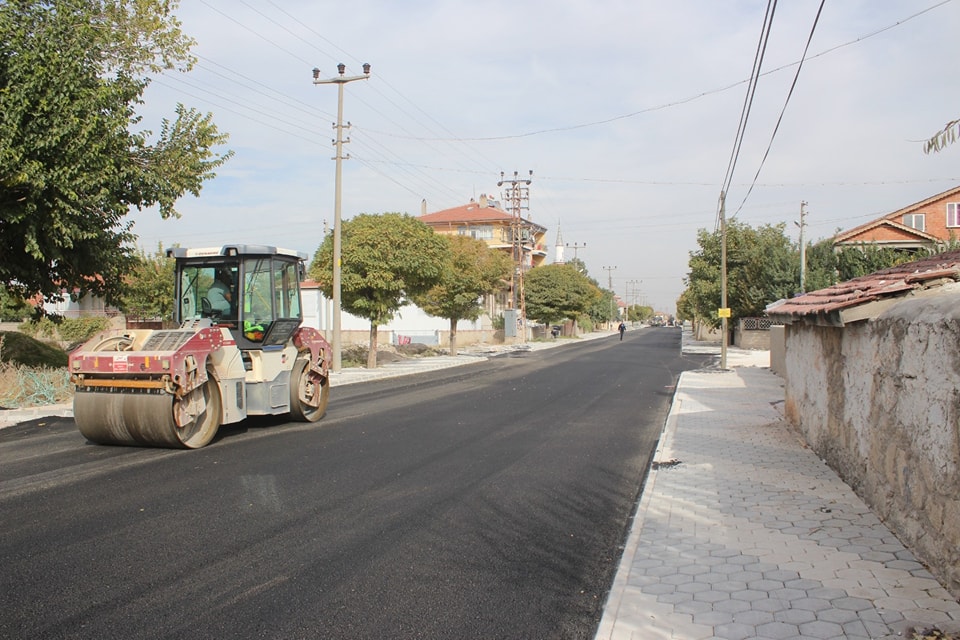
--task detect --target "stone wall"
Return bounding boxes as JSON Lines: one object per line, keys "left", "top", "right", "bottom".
{"left": 783, "top": 291, "right": 960, "bottom": 596}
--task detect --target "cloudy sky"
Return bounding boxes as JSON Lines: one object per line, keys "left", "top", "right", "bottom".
{"left": 130, "top": 0, "right": 960, "bottom": 313}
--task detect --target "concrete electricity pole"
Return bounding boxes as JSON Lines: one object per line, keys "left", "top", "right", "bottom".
{"left": 312, "top": 62, "right": 370, "bottom": 372}
{"left": 602, "top": 265, "right": 617, "bottom": 320}
{"left": 565, "top": 241, "right": 586, "bottom": 261}
{"left": 796, "top": 201, "right": 808, "bottom": 294}
{"left": 719, "top": 190, "right": 728, "bottom": 370}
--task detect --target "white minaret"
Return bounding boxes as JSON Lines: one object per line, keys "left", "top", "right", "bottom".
{"left": 554, "top": 222, "right": 565, "bottom": 264}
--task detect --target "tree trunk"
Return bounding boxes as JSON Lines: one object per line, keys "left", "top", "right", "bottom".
{"left": 367, "top": 322, "right": 379, "bottom": 369}
{"left": 449, "top": 317, "right": 458, "bottom": 356}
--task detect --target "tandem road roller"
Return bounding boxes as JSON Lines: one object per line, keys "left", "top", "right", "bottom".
{"left": 69, "top": 245, "right": 331, "bottom": 448}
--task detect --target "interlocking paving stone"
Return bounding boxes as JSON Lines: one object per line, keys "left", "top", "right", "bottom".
{"left": 595, "top": 364, "right": 960, "bottom": 640}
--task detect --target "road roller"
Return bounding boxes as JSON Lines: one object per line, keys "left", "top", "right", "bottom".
{"left": 69, "top": 244, "right": 331, "bottom": 448}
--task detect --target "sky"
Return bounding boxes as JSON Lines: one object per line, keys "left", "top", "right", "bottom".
{"left": 129, "top": 0, "right": 960, "bottom": 314}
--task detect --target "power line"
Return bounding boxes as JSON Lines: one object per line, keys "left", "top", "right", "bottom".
{"left": 731, "top": 0, "right": 826, "bottom": 217}
{"left": 720, "top": 0, "right": 777, "bottom": 205}
{"left": 356, "top": 0, "right": 953, "bottom": 145}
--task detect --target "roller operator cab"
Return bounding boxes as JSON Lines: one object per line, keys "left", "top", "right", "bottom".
{"left": 69, "top": 245, "right": 332, "bottom": 449}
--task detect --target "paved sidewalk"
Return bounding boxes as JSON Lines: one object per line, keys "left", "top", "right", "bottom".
{"left": 595, "top": 349, "right": 960, "bottom": 640}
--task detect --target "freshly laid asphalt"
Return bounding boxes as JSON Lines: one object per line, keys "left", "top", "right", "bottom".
{"left": 3, "top": 327, "right": 959, "bottom": 640}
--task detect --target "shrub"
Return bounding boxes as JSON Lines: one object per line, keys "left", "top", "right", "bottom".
{"left": 0, "top": 332, "right": 68, "bottom": 368}
{"left": 58, "top": 316, "right": 111, "bottom": 343}
{"left": 19, "top": 317, "right": 58, "bottom": 339}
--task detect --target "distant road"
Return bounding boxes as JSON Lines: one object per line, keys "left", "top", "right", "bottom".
{"left": 0, "top": 327, "right": 708, "bottom": 640}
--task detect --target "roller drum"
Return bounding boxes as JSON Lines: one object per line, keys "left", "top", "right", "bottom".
{"left": 74, "top": 379, "right": 222, "bottom": 449}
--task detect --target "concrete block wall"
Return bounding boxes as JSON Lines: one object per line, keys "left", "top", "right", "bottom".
{"left": 769, "top": 325, "right": 785, "bottom": 377}
{"left": 783, "top": 293, "right": 960, "bottom": 597}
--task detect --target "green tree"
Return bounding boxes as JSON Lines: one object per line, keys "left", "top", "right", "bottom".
{"left": 310, "top": 213, "right": 447, "bottom": 368}
{"left": 801, "top": 237, "right": 836, "bottom": 292}
{"left": 587, "top": 287, "right": 618, "bottom": 325}
{"left": 0, "top": 286, "right": 34, "bottom": 321}
{"left": 0, "top": 0, "right": 232, "bottom": 308}
{"left": 626, "top": 304, "right": 653, "bottom": 323}
{"left": 524, "top": 263, "right": 600, "bottom": 327}
{"left": 411, "top": 235, "right": 511, "bottom": 356}
{"left": 683, "top": 221, "right": 797, "bottom": 327}
{"left": 566, "top": 257, "right": 588, "bottom": 276}
{"left": 118, "top": 244, "right": 175, "bottom": 321}
{"left": 836, "top": 243, "right": 920, "bottom": 281}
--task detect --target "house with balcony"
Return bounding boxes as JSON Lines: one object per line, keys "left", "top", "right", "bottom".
{"left": 418, "top": 194, "right": 549, "bottom": 269}
{"left": 419, "top": 194, "right": 549, "bottom": 340}
{"left": 834, "top": 185, "right": 960, "bottom": 251}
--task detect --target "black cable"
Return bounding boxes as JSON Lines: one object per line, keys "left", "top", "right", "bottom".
{"left": 733, "top": 0, "right": 827, "bottom": 217}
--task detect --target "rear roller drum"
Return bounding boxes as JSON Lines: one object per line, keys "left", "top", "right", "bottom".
{"left": 289, "top": 356, "right": 329, "bottom": 422}
{"left": 74, "top": 377, "right": 222, "bottom": 449}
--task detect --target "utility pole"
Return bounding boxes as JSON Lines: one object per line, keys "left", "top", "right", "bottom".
{"left": 565, "top": 241, "right": 586, "bottom": 260}
{"left": 719, "top": 191, "right": 728, "bottom": 370}
{"left": 498, "top": 170, "right": 532, "bottom": 341}
{"left": 602, "top": 265, "right": 617, "bottom": 321}
{"left": 796, "top": 201, "right": 808, "bottom": 294}
{"left": 313, "top": 62, "right": 370, "bottom": 372}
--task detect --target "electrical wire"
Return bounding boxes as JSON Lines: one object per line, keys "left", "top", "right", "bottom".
{"left": 719, "top": 0, "right": 778, "bottom": 230}
{"left": 731, "top": 0, "right": 826, "bottom": 217}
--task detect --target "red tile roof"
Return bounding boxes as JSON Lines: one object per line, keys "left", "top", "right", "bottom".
{"left": 419, "top": 199, "right": 547, "bottom": 233}
{"left": 766, "top": 249, "right": 960, "bottom": 325}
{"left": 419, "top": 202, "right": 513, "bottom": 225}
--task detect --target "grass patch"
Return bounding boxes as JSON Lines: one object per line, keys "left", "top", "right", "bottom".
{"left": 0, "top": 332, "right": 72, "bottom": 408}
{"left": 0, "top": 362, "right": 72, "bottom": 408}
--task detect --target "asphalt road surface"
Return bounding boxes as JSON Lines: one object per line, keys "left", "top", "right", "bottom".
{"left": 0, "top": 327, "right": 709, "bottom": 640}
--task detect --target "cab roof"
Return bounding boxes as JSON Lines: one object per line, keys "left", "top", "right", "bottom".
{"left": 166, "top": 245, "right": 307, "bottom": 260}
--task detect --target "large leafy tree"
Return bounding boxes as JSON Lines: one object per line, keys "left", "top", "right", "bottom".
{"left": 683, "top": 221, "right": 797, "bottom": 327}
{"left": 524, "top": 263, "right": 600, "bottom": 326}
{"left": 0, "top": 286, "right": 34, "bottom": 321}
{"left": 836, "top": 243, "right": 920, "bottom": 281}
{"left": 626, "top": 304, "right": 653, "bottom": 323}
{"left": 803, "top": 237, "right": 839, "bottom": 292}
{"left": 0, "top": 0, "right": 232, "bottom": 308}
{"left": 410, "top": 235, "right": 511, "bottom": 356}
{"left": 587, "top": 287, "right": 617, "bottom": 326}
{"left": 118, "top": 244, "right": 175, "bottom": 321}
{"left": 310, "top": 213, "right": 447, "bottom": 368}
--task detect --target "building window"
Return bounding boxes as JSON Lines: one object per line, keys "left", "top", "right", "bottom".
{"left": 948, "top": 203, "right": 960, "bottom": 227}
{"left": 458, "top": 225, "right": 493, "bottom": 240}
{"left": 903, "top": 213, "right": 925, "bottom": 231}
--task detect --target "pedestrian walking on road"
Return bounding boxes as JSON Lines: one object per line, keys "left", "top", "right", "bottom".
{"left": 618, "top": 321, "right": 626, "bottom": 340}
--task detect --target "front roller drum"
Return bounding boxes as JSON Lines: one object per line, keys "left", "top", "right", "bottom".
{"left": 74, "top": 379, "right": 222, "bottom": 449}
